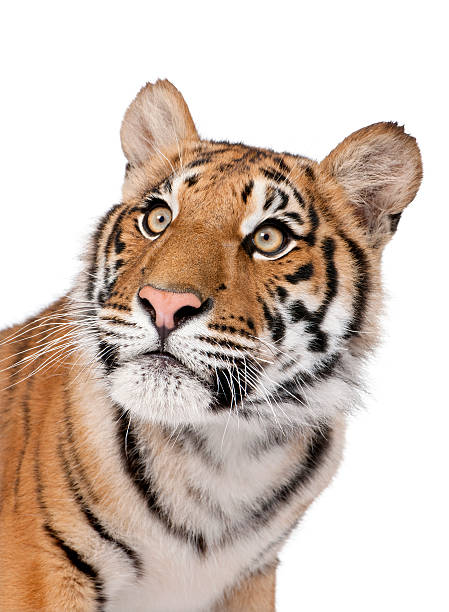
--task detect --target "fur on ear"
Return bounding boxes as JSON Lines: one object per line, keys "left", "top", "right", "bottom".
{"left": 120, "top": 79, "right": 199, "bottom": 166}
{"left": 320, "top": 122, "right": 422, "bottom": 247}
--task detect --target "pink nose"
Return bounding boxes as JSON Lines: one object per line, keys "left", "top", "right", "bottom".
{"left": 138, "top": 285, "right": 202, "bottom": 330}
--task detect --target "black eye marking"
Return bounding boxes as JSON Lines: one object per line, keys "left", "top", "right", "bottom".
{"left": 185, "top": 174, "right": 199, "bottom": 187}
{"left": 217, "top": 283, "right": 227, "bottom": 291}
{"left": 285, "top": 262, "right": 314, "bottom": 284}
{"left": 143, "top": 196, "right": 169, "bottom": 210}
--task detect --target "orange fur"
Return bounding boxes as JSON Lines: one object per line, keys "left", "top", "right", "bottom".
{"left": 0, "top": 80, "right": 422, "bottom": 611}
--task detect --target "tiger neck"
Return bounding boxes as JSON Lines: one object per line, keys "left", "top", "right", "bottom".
{"left": 70, "top": 368, "right": 344, "bottom": 550}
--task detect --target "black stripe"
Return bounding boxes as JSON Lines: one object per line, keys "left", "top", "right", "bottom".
{"left": 272, "top": 156, "right": 291, "bottom": 174}
{"left": 283, "top": 212, "right": 303, "bottom": 225}
{"left": 260, "top": 299, "right": 286, "bottom": 343}
{"left": 217, "top": 424, "right": 332, "bottom": 545}
{"left": 44, "top": 523, "right": 105, "bottom": 602}
{"left": 34, "top": 440, "right": 104, "bottom": 608}
{"left": 276, "top": 286, "right": 288, "bottom": 302}
{"left": 58, "top": 387, "right": 143, "bottom": 576}
{"left": 287, "top": 237, "right": 338, "bottom": 352}
{"left": 261, "top": 167, "right": 305, "bottom": 208}
{"left": 86, "top": 204, "right": 121, "bottom": 301}
{"left": 273, "top": 189, "right": 290, "bottom": 212}
{"left": 249, "top": 425, "right": 331, "bottom": 525}
{"left": 106, "top": 302, "right": 131, "bottom": 312}
{"left": 284, "top": 262, "right": 314, "bottom": 284}
{"left": 115, "top": 411, "right": 208, "bottom": 555}
{"left": 271, "top": 353, "right": 340, "bottom": 403}
{"left": 338, "top": 232, "right": 370, "bottom": 338}
{"left": 304, "top": 165, "right": 315, "bottom": 181}
{"left": 99, "top": 316, "right": 136, "bottom": 327}
{"left": 58, "top": 436, "right": 143, "bottom": 576}
{"left": 97, "top": 339, "right": 119, "bottom": 374}
{"left": 241, "top": 180, "right": 254, "bottom": 204}
{"left": 102, "top": 208, "right": 128, "bottom": 302}
{"left": 185, "top": 174, "right": 199, "bottom": 187}
{"left": 186, "top": 155, "right": 213, "bottom": 169}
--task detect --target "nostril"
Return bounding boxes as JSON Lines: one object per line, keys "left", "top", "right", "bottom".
{"left": 174, "top": 297, "right": 213, "bottom": 328}
{"left": 139, "top": 296, "right": 156, "bottom": 323}
{"left": 173, "top": 304, "right": 202, "bottom": 328}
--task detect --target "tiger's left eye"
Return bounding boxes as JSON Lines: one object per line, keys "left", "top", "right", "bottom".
{"left": 253, "top": 225, "right": 287, "bottom": 254}
{"left": 143, "top": 205, "right": 172, "bottom": 235}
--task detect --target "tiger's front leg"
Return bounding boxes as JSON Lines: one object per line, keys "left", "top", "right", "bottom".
{"left": 0, "top": 531, "right": 99, "bottom": 612}
{"left": 215, "top": 567, "right": 276, "bottom": 612}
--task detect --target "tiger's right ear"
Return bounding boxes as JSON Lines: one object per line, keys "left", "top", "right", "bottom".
{"left": 120, "top": 79, "right": 199, "bottom": 166}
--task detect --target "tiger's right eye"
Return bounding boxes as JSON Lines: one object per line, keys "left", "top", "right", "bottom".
{"left": 142, "top": 205, "right": 172, "bottom": 237}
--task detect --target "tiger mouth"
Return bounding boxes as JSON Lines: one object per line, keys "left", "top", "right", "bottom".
{"left": 140, "top": 350, "right": 184, "bottom": 368}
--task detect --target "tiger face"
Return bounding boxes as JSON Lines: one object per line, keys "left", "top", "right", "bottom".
{"left": 76, "top": 80, "right": 421, "bottom": 429}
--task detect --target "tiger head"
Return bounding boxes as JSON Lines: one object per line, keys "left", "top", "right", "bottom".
{"left": 77, "top": 80, "right": 422, "bottom": 429}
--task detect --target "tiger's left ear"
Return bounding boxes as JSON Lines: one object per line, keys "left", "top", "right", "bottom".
{"left": 320, "top": 122, "right": 422, "bottom": 247}
{"left": 120, "top": 79, "right": 199, "bottom": 166}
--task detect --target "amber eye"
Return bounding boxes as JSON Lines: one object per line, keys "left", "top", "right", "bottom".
{"left": 252, "top": 225, "right": 287, "bottom": 254}
{"left": 142, "top": 205, "right": 172, "bottom": 236}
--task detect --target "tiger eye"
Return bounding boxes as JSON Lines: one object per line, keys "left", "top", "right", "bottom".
{"left": 143, "top": 206, "right": 172, "bottom": 235}
{"left": 253, "top": 225, "right": 286, "bottom": 254}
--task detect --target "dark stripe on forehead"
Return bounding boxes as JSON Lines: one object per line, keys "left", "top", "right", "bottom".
{"left": 261, "top": 167, "right": 305, "bottom": 208}
{"left": 274, "top": 189, "right": 289, "bottom": 212}
{"left": 272, "top": 156, "right": 291, "bottom": 174}
{"left": 283, "top": 212, "right": 303, "bottom": 224}
{"left": 241, "top": 180, "right": 254, "bottom": 204}
{"left": 186, "top": 155, "right": 213, "bottom": 169}
{"left": 304, "top": 165, "right": 315, "bottom": 181}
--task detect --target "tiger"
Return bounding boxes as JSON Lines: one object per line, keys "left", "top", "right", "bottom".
{"left": 0, "top": 79, "right": 422, "bottom": 612}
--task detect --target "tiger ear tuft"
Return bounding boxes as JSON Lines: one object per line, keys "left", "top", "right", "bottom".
{"left": 320, "top": 122, "right": 422, "bottom": 247}
{"left": 120, "top": 79, "right": 199, "bottom": 165}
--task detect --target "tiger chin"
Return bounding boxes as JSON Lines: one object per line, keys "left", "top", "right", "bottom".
{"left": 0, "top": 79, "right": 422, "bottom": 612}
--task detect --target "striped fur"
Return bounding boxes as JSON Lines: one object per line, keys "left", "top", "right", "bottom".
{"left": 0, "top": 80, "right": 422, "bottom": 611}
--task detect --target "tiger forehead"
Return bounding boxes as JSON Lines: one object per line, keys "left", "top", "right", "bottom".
{"left": 170, "top": 145, "right": 315, "bottom": 229}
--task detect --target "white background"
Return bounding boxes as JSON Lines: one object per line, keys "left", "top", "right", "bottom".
{"left": 0, "top": 2, "right": 447, "bottom": 610}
